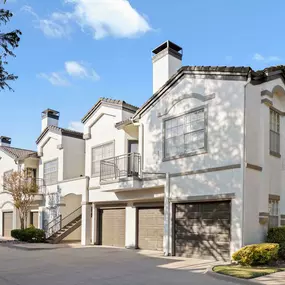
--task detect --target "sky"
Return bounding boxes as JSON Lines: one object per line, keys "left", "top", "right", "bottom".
{"left": 1, "top": 0, "right": 285, "bottom": 150}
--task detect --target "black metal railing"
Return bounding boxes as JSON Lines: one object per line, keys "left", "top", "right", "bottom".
{"left": 45, "top": 206, "right": 81, "bottom": 238}
{"left": 100, "top": 152, "right": 141, "bottom": 182}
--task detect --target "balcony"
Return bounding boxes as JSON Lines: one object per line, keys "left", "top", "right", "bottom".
{"left": 100, "top": 153, "right": 141, "bottom": 184}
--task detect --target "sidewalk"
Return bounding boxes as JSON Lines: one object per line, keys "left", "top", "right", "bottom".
{"left": 0, "top": 240, "right": 83, "bottom": 251}
{"left": 254, "top": 271, "right": 285, "bottom": 285}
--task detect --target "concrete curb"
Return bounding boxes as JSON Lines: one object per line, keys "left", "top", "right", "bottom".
{"left": 206, "top": 267, "right": 259, "bottom": 285}
{"left": 0, "top": 243, "right": 68, "bottom": 251}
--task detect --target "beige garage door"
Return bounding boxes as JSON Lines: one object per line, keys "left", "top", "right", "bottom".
{"left": 3, "top": 212, "right": 13, "bottom": 237}
{"left": 138, "top": 207, "right": 164, "bottom": 251}
{"left": 100, "top": 209, "right": 125, "bottom": 247}
{"left": 30, "top": 212, "right": 39, "bottom": 228}
{"left": 175, "top": 201, "right": 231, "bottom": 261}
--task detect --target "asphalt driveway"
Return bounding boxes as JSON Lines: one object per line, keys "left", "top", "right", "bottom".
{"left": 0, "top": 246, "right": 235, "bottom": 285}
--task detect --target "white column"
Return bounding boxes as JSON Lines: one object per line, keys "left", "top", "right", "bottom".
{"left": 81, "top": 176, "right": 91, "bottom": 245}
{"left": 81, "top": 202, "right": 91, "bottom": 245}
{"left": 91, "top": 203, "right": 97, "bottom": 245}
{"left": 12, "top": 206, "right": 17, "bottom": 229}
{"left": 125, "top": 204, "right": 137, "bottom": 249}
{"left": 163, "top": 173, "right": 170, "bottom": 256}
{"left": 38, "top": 207, "right": 45, "bottom": 229}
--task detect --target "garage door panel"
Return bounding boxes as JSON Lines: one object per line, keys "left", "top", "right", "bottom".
{"left": 176, "top": 218, "right": 230, "bottom": 227}
{"left": 138, "top": 208, "right": 164, "bottom": 251}
{"left": 3, "top": 212, "right": 13, "bottom": 237}
{"left": 101, "top": 209, "right": 125, "bottom": 247}
{"left": 175, "top": 202, "right": 231, "bottom": 261}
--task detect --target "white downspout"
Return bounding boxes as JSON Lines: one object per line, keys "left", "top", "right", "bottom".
{"left": 242, "top": 72, "right": 252, "bottom": 247}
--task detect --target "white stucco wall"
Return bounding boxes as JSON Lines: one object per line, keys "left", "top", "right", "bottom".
{"left": 62, "top": 136, "right": 85, "bottom": 180}
{"left": 0, "top": 152, "right": 18, "bottom": 192}
{"left": 139, "top": 75, "right": 247, "bottom": 254}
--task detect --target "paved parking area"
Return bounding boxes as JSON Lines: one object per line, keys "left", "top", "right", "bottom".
{"left": 0, "top": 246, "right": 235, "bottom": 285}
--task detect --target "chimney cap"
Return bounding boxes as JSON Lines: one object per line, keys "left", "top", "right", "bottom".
{"left": 152, "top": 40, "right": 182, "bottom": 55}
{"left": 41, "top": 109, "right": 60, "bottom": 119}
{"left": 0, "top": 136, "right": 11, "bottom": 144}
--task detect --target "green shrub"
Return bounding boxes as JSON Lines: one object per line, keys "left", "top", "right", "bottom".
{"left": 232, "top": 243, "right": 279, "bottom": 265}
{"left": 267, "top": 227, "right": 285, "bottom": 244}
{"left": 11, "top": 226, "right": 45, "bottom": 243}
{"left": 278, "top": 242, "right": 285, "bottom": 260}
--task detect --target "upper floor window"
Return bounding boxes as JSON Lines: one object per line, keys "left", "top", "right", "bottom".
{"left": 44, "top": 159, "right": 58, "bottom": 185}
{"left": 3, "top": 170, "right": 13, "bottom": 189}
{"left": 91, "top": 142, "right": 114, "bottom": 177}
{"left": 270, "top": 109, "right": 280, "bottom": 155}
{"left": 164, "top": 108, "right": 206, "bottom": 159}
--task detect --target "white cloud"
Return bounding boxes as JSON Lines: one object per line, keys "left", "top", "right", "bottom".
{"left": 65, "top": 61, "right": 100, "bottom": 80}
{"left": 38, "top": 62, "right": 99, "bottom": 86}
{"left": 253, "top": 53, "right": 281, "bottom": 63}
{"left": 37, "top": 72, "right": 70, "bottom": 86}
{"left": 68, "top": 121, "right": 84, "bottom": 132}
{"left": 23, "top": 0, "right": 151, "bottom": 40}
{"left": 22, "top": 5, "right": 71, "bottom": 38}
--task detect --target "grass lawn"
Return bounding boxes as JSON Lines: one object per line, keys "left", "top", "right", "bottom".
{"left": 213, "top": 265, "right": 285, "bottom": 279}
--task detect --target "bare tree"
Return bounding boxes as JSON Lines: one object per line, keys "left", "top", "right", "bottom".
{"left": 3, "top": 171, "right": 39, "bottom": 229}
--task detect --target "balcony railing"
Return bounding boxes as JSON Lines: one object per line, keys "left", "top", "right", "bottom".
{"left": 100, "top": 153, "right": 141, "bottom": 182}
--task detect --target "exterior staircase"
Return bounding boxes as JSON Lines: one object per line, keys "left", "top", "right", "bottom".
{"left": 45, "top": 206, "right": 81, "bottom": 244}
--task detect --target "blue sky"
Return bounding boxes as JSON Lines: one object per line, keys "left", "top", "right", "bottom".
{"left": 1, "top": 0, "right": 285, "bottom": 150}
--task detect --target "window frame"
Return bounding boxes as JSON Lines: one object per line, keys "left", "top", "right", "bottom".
{"left": 43, "top": 158, "right": 58, "bottom": 186}
{"left": 268, "top": 198, "right": 279, "bottom": 228}
{"left": 91, "top": 140, "right": 115, "bottom": 178}
{"left": 162, "top": 105, "right": 208, "bottom": 161}
{"left": 3, "top": 169, "right": 13, "bottom": 189}
{"left": 269, "top": 108, "right": 281, "bottom": 157}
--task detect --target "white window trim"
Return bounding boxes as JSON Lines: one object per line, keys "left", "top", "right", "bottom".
{"left": 43, "top": 159, "right": 58, "bottom": 186}
{"left": 270, "top": 108, "right": 281, "bottom": 157}
{"left": 91, "top": 141, "right": 115, "bottom": 178}
{"left": 162, "top": 106, "right": 208, "bottom": 161}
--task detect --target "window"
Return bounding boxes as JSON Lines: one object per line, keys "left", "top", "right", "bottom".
{"left": 270, "top": 109, "right": 280, "bottom": 155}
{"left": 164, "top": 108, "right": 206, "bottom": 159}
{"left": 3, "top": 170, "right": 13, "bottom": 189}
{"left": 91, "top": 142, "right": 114, "bottom": 177}
{"left": 269, "top": 199, "right": 279, "bottom": 228}
{"left": 44, "top": 159, "right": 58, "bottom": 185}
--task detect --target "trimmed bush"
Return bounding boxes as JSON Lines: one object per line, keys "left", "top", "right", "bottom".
{"left": 267, "top": 227, "right": 285, "bottom": 244}
{"left": 232, "top": 243, "right": 279, "bottom": 265}
{"left": 11, "top": 226, "right": 45, "bottom": 243}
{"left": 278, "top": 242, "right": 285, "bottom": 260}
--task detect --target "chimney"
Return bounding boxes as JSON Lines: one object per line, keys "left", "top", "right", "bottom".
{"left": 152, "top": 40, "right": 183, "bottom": 94}
{"left": 41, "top": 109, "right": 60, "bottom": 131}
{"left": 0, "top": 136, "right": 11, "bottom": 147}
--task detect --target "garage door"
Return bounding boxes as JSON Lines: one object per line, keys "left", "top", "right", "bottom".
{"left": 3, "top": 212, "right": 13, "bottom": 237}
{"left": 175, "top": 201, "right": 231, "bottom": 261}
{"left": 30, "top": 212, "right": 39, "bottom": 228}
{"left": 138, "top": 208, "right": 164, "bottom": 251}
{"left": 100, "top": 209, "right": 125, "bottom": 247}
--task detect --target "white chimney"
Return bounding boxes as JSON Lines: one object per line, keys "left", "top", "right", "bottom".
{"left": 41, "top": 109, "right": 60, "bottom": 131}
{"left": 0, "top": 136, "right": 11, "bottom": 147}
{"left": 152, "top": 41, "right": 183, "bottom": 94}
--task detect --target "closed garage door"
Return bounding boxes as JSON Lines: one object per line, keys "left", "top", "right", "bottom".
{"left": 100, "top": 209, "right": 125, "bottom": 247}
{"left": 3, "top": 212, "right": 13, "bottom": 237}
{"left": 30, "top": 212, "right": 39, "bottom": 228}
{"left": 175, "top": 201, "right": 231, "bottom": 261}
{"left": 138, "top": 207, "right": 164, "bottom": 251}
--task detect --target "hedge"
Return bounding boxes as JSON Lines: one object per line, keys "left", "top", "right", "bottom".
{"left": 267, "top": 227, "right": 285, "bottom": 244}
{"left": 11, "top": 226, "right": 45, "bottom": 243}
{"left": 232, "top": 243, "right": 279, "bottom": 265}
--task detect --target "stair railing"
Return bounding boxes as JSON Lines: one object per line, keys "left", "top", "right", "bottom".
{"left": 45, "top": 206, "right": 82, "bottom": 239}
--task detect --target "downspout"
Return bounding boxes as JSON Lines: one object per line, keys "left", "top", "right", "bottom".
{"left": 242, "top": 71, "right": 252, "bottom": 247}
